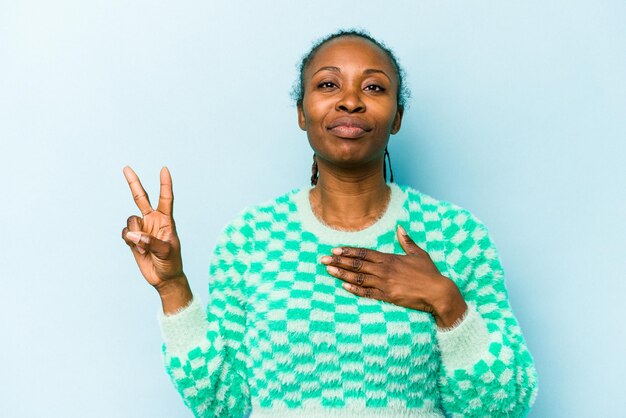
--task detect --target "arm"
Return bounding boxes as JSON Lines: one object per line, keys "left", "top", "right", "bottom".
{"left": 159, "top": 218, "right": 252, "bottom": 418}
{"left": 120, "top": 167, "right": 251, "bottom": 417}
{"left": 436, "top": 208, "right": 538, "bottom": 417}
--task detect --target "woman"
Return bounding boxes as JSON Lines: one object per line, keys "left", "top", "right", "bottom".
{"left": 122, "top": 30, "right": 538, "bottom": 417}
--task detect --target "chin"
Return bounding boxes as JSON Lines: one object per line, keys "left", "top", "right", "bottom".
{"left": 328, "top": 152, "right": 383, "bottom": 170}
{"left": 310, "top": 135, "right": 387, "bottom": 164}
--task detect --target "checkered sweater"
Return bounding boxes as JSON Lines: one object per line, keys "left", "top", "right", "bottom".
{"left": 159, "top": 184, "right": 538, "bottom": 418}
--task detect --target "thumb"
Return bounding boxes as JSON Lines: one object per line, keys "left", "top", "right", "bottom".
{"left": 126, "top": 231, "right": 172, "bottom": 259}
{"left": 397, "top": 225, "right": 423, "bottom": 255}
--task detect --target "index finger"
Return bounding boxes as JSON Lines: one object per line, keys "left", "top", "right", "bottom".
{"left": 156, "top": 166, "right": 173, "bottom": 216}
{"left": 123, "top": 166, "right": 153, "bottom": 216}
{"left": 330, "top": 247, "right": 386, "bottom": 263}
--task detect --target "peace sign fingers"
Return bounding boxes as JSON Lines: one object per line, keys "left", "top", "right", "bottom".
{"left": 121, "top": 165, "right": 189, "bottom": 307}
{"left": 123, "top": 166, "right": 154, "bottom": 216}
{"left": 156, "top": 166, "right": 174, "bottom": 217}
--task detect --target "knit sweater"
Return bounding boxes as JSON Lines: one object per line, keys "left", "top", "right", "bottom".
{"left": 158, "top": 183, "right": 538, "bottom": 418}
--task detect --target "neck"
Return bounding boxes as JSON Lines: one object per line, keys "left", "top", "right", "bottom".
{"left": 310, "top": 159, "right": 391, "bottom": 231}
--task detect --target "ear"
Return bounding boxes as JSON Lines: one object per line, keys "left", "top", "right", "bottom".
{"left": 297, "top": 104, "right": 307, "bottom": 131}
{"left": 390, "top": 107, "right": 404, "bottom": 135}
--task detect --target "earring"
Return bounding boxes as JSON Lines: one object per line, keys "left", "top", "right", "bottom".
{"left": 383, "top": 147, "right": 394, "bottom": 183}
{"left": 311, "top": 154, "right": 319, "bottom": 186}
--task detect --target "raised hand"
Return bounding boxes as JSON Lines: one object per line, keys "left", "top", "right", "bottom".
{"left": 121, "top": 166, "right": 191, "bottom": 312}
{"left": 321, "top": 225, "right": 468, "bottom": 328}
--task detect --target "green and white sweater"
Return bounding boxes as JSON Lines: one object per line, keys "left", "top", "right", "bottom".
{"left": 159, "top": 183, "right": 538, "bottom": 418}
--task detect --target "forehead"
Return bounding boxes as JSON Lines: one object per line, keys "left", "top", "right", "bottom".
{"left": 305, "top": 36, "right": 397, "bottom": 80}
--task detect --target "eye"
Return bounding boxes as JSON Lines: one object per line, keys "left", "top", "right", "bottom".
{"left": 317, "top": 81, "right": 338, "bottom": 89}
{"left": 364, "top": 84, "right": 386, "bottom": 92}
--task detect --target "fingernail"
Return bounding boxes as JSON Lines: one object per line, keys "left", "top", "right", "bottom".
{"left": 327, "top": 266, "right": 338, "bottom": 274}
{"left": 136, "top": 246, "right": 146, "bottom": 254}
{"left": 398, "top": 225, "right": 407, "bottom": 235}
{"left": 331, "top": 248, "right": 343, "bottom": 255}
{"left": 320, "top": 256, "right": 332, "bottom": 264}
{"left": 342, "top": 283, "right": 352, "bottom": 290}
{"left": 126, "top": 231, "right": 140, "bottom": 244}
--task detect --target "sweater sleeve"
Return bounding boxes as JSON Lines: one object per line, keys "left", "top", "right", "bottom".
{"left": 436, "top": 208, "right": 538, "bottom": 417}
{"left": 159, "top": 216, "right": 252, "bottom": 418}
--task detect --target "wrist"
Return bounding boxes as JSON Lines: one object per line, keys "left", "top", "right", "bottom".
{"left": 156, "top": 275, "right": 193, "bottom": 315}
{"left": 432, "top": 276, "right": 467, "bottom": 328}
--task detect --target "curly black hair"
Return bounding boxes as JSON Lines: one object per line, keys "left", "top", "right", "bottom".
{"left": 292, "top": 29, "right": 410, "bottom": 110}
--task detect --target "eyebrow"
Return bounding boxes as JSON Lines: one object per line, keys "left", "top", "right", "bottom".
{"left": 312, "top": 66, "right": 392, "bottom": 81}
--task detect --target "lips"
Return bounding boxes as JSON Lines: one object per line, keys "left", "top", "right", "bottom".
{"left": 327, "top": 117, "right": 372, "bottom": 139}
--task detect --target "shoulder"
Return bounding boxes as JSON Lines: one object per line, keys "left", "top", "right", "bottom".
{"left": 217, "top": 187, "right": 303, "bottom": 238}
{"left": 395, "top": 183, "right": 451, "bottom": 212}
{"left": 211, "top": 188, "right": 303, "bottom": 259}
{"left": 395, "top": 183, "right": 488, "bottom": 235}
{"left": 237, "top": 187, "right": 301, "bottom": 222}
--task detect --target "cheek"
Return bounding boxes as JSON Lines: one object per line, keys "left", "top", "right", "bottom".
{"left": 302, "top": 98, "right": 327, "bottom": 124}
{"left": 301, "top": 103, "right": 326, "bottom": 148}
{"left": 378, "top": 106, "right": 400, "bottom": 133}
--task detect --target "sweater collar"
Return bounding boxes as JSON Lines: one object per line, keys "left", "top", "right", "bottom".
{"left": 292, "top": 183, "right": 408, "bottom": 246}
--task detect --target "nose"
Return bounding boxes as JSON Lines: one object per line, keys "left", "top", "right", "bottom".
{"left": 335, "top": 84, "right": 365, "bottom": 113}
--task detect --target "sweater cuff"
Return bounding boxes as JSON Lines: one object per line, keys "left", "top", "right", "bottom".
{"left": 435, "top": 302, "right": 492, "bottom": 371}
{"left": 158, "top": 296, "right": 210, "bottom": 358}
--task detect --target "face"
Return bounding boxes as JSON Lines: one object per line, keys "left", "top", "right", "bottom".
{"left": 298, "top": 36, "right": 403, "bottom": 170}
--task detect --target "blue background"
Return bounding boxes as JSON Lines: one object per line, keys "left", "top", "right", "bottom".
{"left": 1, "top": 1, "right": 624, "bottom": 417}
